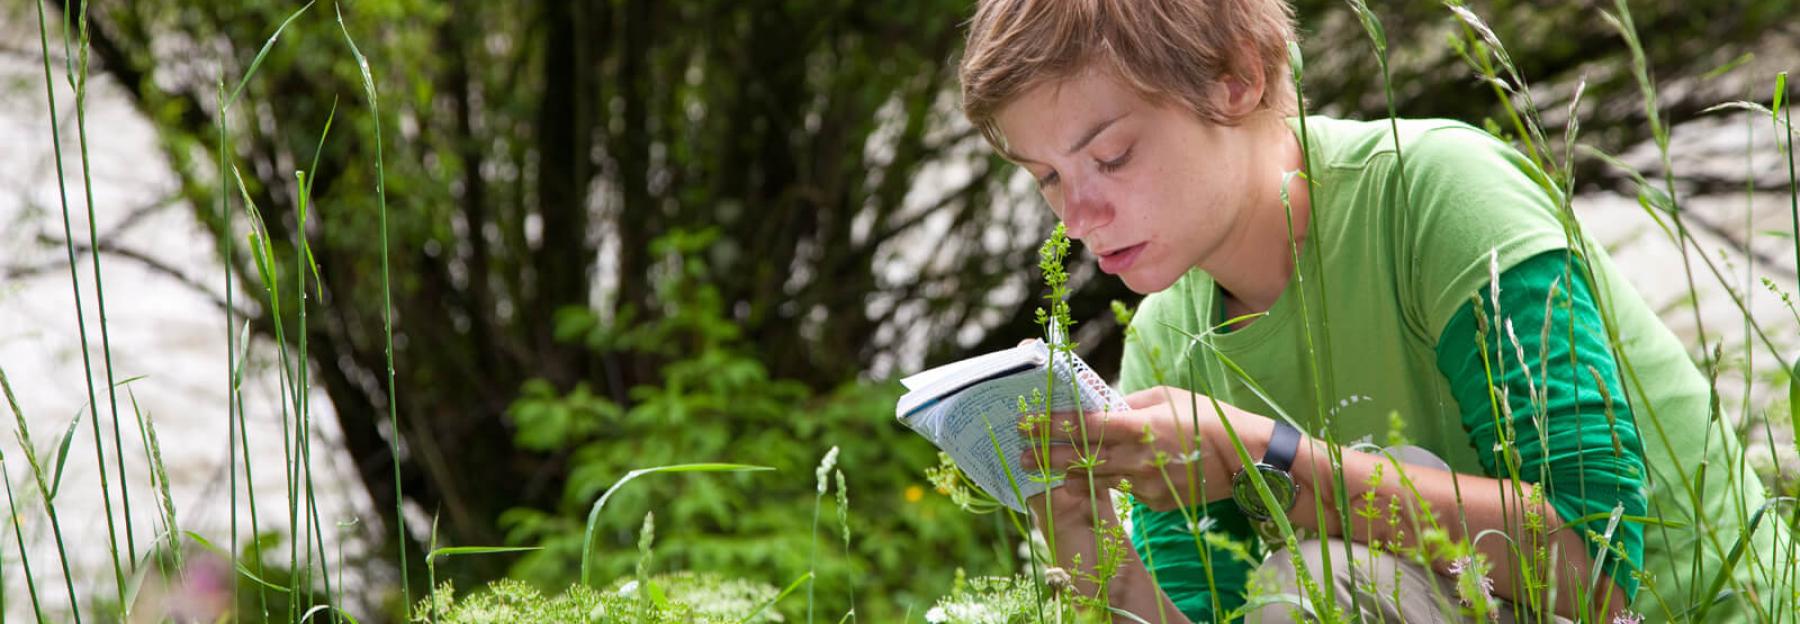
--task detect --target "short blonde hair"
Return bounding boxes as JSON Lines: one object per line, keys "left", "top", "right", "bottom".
{"left": 959, "top": 0, "right": 1298, "bottom": 157}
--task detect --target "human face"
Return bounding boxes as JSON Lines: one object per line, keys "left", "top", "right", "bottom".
{"left": 994, "top": 69, "right": 1266, "bottom": 295}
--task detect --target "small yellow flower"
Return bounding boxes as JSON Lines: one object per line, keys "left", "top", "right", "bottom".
{"left": 905, "top": 484, "right": 925, "bottom": 503}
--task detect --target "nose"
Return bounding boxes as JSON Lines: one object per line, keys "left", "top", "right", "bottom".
{"left": 1060, "top": 177, "right": 1112, "bottom": 241}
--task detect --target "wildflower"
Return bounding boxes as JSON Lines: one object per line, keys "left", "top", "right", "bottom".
{"left": 905, "top": 484, "right": 925, "bottom": 503}
{"left": 1611, "top": 611, "right": 1644, "bottom": 624}
{"left": 1448, "top": 554, "right": 1498, "bottom": 620}
{"left": 1044, "top": 567, "right": 1074, "bottom": 594}
{"left": 1187, "top": 515, "right": 1219, "bottom": 534}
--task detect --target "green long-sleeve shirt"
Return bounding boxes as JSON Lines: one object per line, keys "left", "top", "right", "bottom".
{"left": 1118, "top": 117, "right": 1781, "bottom": 622}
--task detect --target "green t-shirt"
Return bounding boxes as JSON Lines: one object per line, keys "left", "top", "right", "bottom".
{"left": 1118, "top": 116, "right": 1784, "bottom": 622}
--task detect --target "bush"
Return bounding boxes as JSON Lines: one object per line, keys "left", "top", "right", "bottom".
{"left": 490, "top": 230, "right": 1008, "bottom": 620}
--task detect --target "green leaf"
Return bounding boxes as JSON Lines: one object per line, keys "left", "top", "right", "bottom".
{"left": 1637, "top": 184, "right": 1676, "bottom": 214}
{"left": 47, "top": 407, "right": 83, "bottom": 502}
{"left": 647, "top": 578, "right": 670, "bottom": 609}
{"left": 738, "top": 572, "right": 812, "bottom": 624}
{"left": 225, "top": 1, "right": 315, "bottom": 110}
{"left": 1702, "top": 52, "right": 1754, "bottom": 80}
{"left": 1775, "top": 72, "right": 1789, "bottom": 120}
{"left": 1790, "top": 358, "right": 1800, "bottom": 459}
{"left": 120, "top": 546, "right": 162, "bottom": 619}
{"left": 579, "top": 463, "right": 775, "bottom": 587}
{"left": 426, "top": 545, "right": 542, "bottom": 563}
{"left": 184, "top": 531, "right": 294, "bottom": 594}
{"left": 300, "top": 605, "right": 360, "bottom": 624}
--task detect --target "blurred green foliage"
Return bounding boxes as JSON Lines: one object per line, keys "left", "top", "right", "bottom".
{"left": 495, "top": 231, "right": 1008, "bottom": 620}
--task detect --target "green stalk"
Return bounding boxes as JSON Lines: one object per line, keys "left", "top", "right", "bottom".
{"left": 294, "top": 96, "right": 340, "bottom": 620}
{"left": 1606, "top": 0, "right": 1715, "bottom": 374}
{"left": 336, "top": 7, "right": 413, "bottom": 604}
{"left": 32, "top": 0, "right": 127, "bottom": 602}
{"left": 978, "top": 413, "right": 1048, "bottom": 624}
{"left": 235, "top": 335, "right": 271, "bottom": 619}
{"left": 215, "top": 79, "right": 257, "bottom": 624}
{"left": 834, "top": 469, "right": 857, "bottom": 622}
{"left": 1779, "top": 73, "right": 1800, "bottom": 467}
{"left": 211, "top": 7, "right": 316, "bottom": 617}
{"left": 67, "top": 0, "right": 139, "bottom": 573}
{"left": 3, "top": 448, "right": 49, "bottom": 623}
{"left": 1285, "top": 40, "right": 1355, "bottom": 619}
{"left": 1604, "top": 3, "right": 1761, "bottom": 609}
{"left": 2, "top": 367, "right": 82, "bottom": 623}
{"left": 234, "top": 165, "right": 304, "bottom": 621}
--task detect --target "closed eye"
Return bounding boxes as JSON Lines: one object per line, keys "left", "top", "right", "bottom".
{"left": 1097, "top": 147, "right": 1133, "bottom": 173}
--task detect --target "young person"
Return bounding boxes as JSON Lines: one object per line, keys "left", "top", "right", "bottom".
{"left": 957, "top": 0, "right": 1786, "bottom": 622}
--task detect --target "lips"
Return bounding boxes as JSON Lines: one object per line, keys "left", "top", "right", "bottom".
{"left": 1095, "top": 242, "right": 1146, "bottom": 274}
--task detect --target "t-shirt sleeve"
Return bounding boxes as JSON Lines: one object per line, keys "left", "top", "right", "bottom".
{"left": 1398, "top": 124, "right": 1573, "bottom": 343}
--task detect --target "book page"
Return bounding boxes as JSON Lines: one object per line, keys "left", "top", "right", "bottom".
{"left": 905, "top": 344, "right": 1128, "bottom": 513}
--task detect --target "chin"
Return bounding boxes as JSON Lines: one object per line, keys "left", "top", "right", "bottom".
{"left": 1120, "top": 270, "right": 1180, "bottom": 295}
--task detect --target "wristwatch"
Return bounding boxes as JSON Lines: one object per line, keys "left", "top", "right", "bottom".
{"left": 1230, "top": 419, "right": 1302, "bottom": 521}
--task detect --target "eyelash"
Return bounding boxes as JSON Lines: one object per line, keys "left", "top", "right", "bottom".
{"left": 1037, "top": 147, "right": 1132, "bottom": 187}
{"left": 1098, "top": 148, "right": 1133, "bottom": 173}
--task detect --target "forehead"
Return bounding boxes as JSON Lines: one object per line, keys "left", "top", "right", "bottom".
{"left": 994, "top": 69, "right": 1152, "bottom": 160}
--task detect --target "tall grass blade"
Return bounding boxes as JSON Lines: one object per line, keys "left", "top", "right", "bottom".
{"left": 738, "top": 571, "right": 814, "bottom": 624}
{"left": 579, "top": 463, "right": 775, "bottom": 587}
{"left": 1688, "top": 497, "right": 1797, "bottom": 621}
{"left": 32, "top": 0, "right": 126, "bottom": 601}
{"left": 425, "top": 545, "right": 543, "bottom": 560}
{"left": 2, "top": 449, "right": 49, "bottom": 623}
{"left": 224, "top": 1, "right": 315, "bottom": 110}
{"left": 1780, "top": 71, "right": 1800, "bottom": 471}
{"left": 71, "top": 5, "right": 139, "bottom": 581}
{"left": 335, "top": 5, "right": 414, "bottom": 604}
{"left": 2, "top": 365, "right": 82, "bottom": 623}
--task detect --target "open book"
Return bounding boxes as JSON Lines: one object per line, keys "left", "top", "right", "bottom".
{"left": 896, "top": 339, "right": 1130, "bottom": 513}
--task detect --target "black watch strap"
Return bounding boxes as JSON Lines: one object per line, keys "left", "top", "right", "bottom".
{"left": 1264, "top": 420, "right": 1301, "bottom": 472}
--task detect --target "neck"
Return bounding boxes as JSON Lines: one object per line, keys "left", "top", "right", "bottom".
{"left": 1209, "top": 113, "right": 1311, "bottom": 313}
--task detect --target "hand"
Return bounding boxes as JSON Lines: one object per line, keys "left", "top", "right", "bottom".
{"left": 1020, "top": 386, "right": 1275, "bottom": 512}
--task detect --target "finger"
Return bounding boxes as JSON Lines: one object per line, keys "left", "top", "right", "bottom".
{"left": 1022, "top": 410, "right": 1101, "bottom": 441}
{"left": 1123, "top": 387, "right": 1169, "bottom": 410}
{"left": 1022, "top": 445, "right": 1084, "bottom": 471}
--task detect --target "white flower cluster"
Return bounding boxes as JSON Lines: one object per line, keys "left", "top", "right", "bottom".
{"left": 924, "top": 574, "right": 1062, "bottom": 624}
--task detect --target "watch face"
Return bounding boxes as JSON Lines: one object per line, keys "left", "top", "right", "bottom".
{"left": 1232, "top": 463, "right": 1298, "bottom": 521}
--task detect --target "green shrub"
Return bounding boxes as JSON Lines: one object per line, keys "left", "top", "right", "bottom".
{"left": 492, "top": 230, "right": 1006, "bottom": 620}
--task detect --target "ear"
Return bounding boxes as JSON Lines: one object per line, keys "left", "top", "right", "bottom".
{"left": 1213, "top": 46, "right": 1267, "bottom": 121}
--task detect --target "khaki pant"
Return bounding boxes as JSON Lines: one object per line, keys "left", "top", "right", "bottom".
{"left": 1243, "top": 447, "right": 1570, "bottom": 624}
{"left": 1244, "top": 538, "right": 1570, "bottom": 623}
